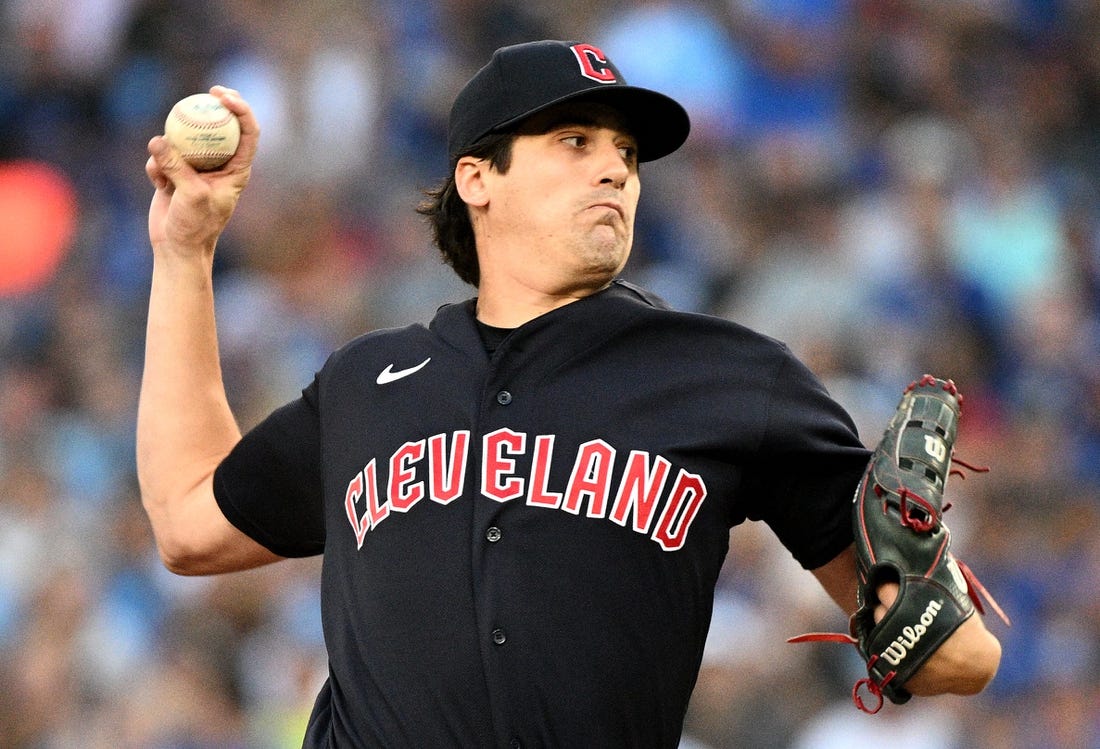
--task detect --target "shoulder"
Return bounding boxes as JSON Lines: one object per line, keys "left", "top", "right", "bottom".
{"left": 604, "top": 279, "right": 796, "bottom": 358}
{"left": 325, "top": 323, "right": 432, "bottom": 366}
{"left": 311, "top": 298, "right": 483, "bottom": 396}
{"left": 323, "top": 297, "right": 479, "bottom": 368}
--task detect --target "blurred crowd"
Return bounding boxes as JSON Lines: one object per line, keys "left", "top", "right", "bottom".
{"left": 1, "top": 0, "right": 1098, "bottom": 747}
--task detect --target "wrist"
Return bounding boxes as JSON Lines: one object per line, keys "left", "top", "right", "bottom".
{"left": 152, "top": 236, "right": 218, "bottom": 269}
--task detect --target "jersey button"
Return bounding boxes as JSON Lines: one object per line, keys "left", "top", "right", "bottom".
{"left": 496, "top": 390, "right": 513, "bottom": 405}
{"left": 509, "top": 739, "right": 522, "bottom": 749}
{"left": 491, "top": 628, "right": 507, "bottom": 645}
{"left": 486, "top": 526, "right": 502, "bottom": 543}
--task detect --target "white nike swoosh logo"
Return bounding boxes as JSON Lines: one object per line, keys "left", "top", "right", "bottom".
{"left": 376, "top": 358, "right": 431, "bottom": 385}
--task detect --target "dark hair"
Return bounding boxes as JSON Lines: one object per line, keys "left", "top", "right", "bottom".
{"left": 417, "top": 133, "right": 516, "bottom": 287}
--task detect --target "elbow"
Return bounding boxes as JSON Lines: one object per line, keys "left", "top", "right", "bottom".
{"left": 144, "top": 505, "right": 224, "bottom": 576}
{"left": 141, "top": 504, "right": 211, "bottom": 576}
{"left": 154, "top": 537, "right": 216, "bottom": 576}
{"left": 139, "top": 478, "right": 227, "bottom": 576}
{"left": 956, "top": 628, "right": 1002, "bottom": 695}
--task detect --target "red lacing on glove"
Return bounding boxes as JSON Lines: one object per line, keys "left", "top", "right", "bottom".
{"left": 949, "top": 454, "right": 990, "bottom": 480}
{"left": 905, "top": 374, "right": 961, "bottom": 401}
{"left": 880, "top": 451, "right": 991, "bottom": 531}
{"left": 785, "top": 633, "right": 893, "bottom": 714}
{"left": 898, "top": 488, "right": 938, "bottom": 532}
{"left": 871, "top": 484, "right": 941, "bottom": 533}
{"left": 853, "top": 656, "right": 896, "bottom": 714}
{"left": 957, "top": 558, "right": 1012, "bottom": 626}
{"left": 853, "top": 679, "right": 885, "bottom": 714}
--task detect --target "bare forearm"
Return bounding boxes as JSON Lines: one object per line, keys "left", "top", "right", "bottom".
{"left": 136, "top": 246, "right": 282, "bottom": 574}
{"left": 137, "top": 249, "right": 238, "bottom": 491}
{"left": 812, "top": 544, "right": 858, "bottom": 611}
{"left": 136, "top": 245, "right": 242, "bottom": 561}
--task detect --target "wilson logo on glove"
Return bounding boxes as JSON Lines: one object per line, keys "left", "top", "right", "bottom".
{"left": 923, "top": 434, "right": 947, "bottom": 462}
{"left": 879, "top": 599, "right": 943, "bottom": 666}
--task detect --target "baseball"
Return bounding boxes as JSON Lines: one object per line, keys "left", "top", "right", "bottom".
{"left": 164, "top": 93, "right": 241, "bottom": 171}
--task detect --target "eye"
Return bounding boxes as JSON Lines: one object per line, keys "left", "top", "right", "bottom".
{"left": 562, "top": 134, "right": 586, "bottom": 148}
{"left": 618, "top": 144, "right": 638, "bottom": 163}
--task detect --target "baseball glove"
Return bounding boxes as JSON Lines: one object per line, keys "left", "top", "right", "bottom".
{"left": 790, "top": 375, "right": 1009, "bottom": 713}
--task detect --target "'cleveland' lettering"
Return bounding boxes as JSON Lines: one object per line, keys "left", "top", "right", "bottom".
{"left": 344, "top": 429, "right": 708, "bottom": 551}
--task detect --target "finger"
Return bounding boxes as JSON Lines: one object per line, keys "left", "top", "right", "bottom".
{"left": 146, "top": 137, "right": 175, "bottom": 191}
{"left": 210, "top": 84, "right": 241, "bottom": 99}
{"left": 148, "top": 134, "right": 197, "bottom": 186}
{"left": 209, "top": 85, "right": 260, "bottom": 164}
{"left": 145, "top": 155, "right": 171, "bottom": 192}
{"left": 873, "top": 581, "right": 900, "bottom": 623}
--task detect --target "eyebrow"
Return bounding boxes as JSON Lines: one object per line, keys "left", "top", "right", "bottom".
{"left": 518, "top": 106, "right": 634, "bottom": 140}
{"left": 542, "top": 113, "right": 601, "bottom": 129}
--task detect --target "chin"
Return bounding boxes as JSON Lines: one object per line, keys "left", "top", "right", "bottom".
{"left": 584, "top": 249, "right": 629, "bottom": 278}
{"left": 590, "top": 232, "right": 632, "bottom": 262}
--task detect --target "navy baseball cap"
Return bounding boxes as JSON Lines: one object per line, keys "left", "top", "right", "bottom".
{"left": 448, "top": 40, "right": 691, "bottom": 164}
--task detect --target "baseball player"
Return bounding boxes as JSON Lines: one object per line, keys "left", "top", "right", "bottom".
{"left": 139, "top": 40, "right": 1003, "bottom": 747}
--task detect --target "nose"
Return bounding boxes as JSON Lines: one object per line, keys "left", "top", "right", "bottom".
{"left": 595, "top": 138, "right": 630, "bottom": 189}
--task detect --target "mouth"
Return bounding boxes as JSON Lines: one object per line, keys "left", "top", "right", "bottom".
{"left": 587, "top": 201, "right": 624, "bottom": 220}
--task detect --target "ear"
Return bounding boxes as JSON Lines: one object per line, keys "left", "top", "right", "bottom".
{"left": 454, "top": 156, "right": 490, "bottom": 208}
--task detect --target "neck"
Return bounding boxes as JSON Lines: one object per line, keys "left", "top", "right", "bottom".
{"left": 475, "top": 276, "right": 612, "bottom": 327}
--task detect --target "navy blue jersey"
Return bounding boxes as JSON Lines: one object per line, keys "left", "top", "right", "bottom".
{"left": 214, "top": 280, "right": 870, "bottom": 748}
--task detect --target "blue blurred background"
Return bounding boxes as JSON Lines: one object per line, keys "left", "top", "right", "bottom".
{"left": 1, "top": 1, "right": 1097, "bottom": 746}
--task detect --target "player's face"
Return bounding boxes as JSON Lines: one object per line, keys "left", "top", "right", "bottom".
{"left": 479, "top": 102, "right": 641, "bottom": 295}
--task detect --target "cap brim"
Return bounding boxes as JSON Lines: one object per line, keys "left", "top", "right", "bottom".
{"left": 490, "top": 85, "right": 691, "bottom": 163}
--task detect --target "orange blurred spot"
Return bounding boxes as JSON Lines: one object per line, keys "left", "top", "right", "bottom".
{"left": 0, "top": 161, "right": 78, "bottom": 296}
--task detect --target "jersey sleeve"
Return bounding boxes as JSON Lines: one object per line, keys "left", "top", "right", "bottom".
{"left": 742, "top": 352, "right": 872, "bottom": 570}
{"left": 213, "top": 379, "right": 325, "bottom": 558}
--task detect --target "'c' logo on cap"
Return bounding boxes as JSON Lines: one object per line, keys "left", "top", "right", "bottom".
{"left": 571, "top": 43, "right": 617, "bottom": 84}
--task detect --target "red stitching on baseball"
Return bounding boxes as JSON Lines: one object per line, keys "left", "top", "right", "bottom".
{"left": 173, "top": 111, "right": 234, "bottom": 129}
